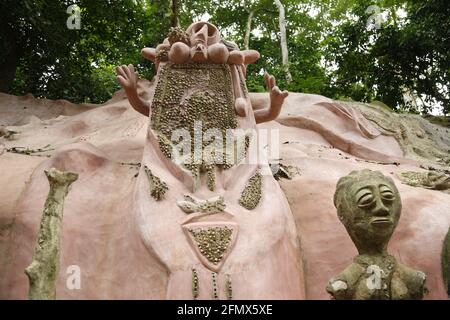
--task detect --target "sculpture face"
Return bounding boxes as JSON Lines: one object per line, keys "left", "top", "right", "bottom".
{"left": 185, "top": 22, "right": 222, "bottom": 62}
{"left": 334, "top": 170, "right": 401, "bottom": 253}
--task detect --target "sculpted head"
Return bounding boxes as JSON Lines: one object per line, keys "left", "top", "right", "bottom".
{"left": 334, "top": 170, "right": 402, "bottom": 254}
{"left": 143, "top": 22, "right": 259, "bottom": 67}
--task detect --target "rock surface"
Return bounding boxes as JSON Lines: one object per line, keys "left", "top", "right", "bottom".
{"left": 0, "top": 80, "right": 449, "bottom": 299}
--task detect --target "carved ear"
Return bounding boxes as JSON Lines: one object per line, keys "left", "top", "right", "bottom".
{"left": 141, "top": 48, "right": 156, "bottom": 62}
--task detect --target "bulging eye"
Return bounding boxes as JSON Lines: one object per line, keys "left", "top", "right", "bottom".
{"left": 380, "top": 186, "right": 395, "bottom": 201}
{"left": 357, "top": 193, "right": 374, "bottom": 207}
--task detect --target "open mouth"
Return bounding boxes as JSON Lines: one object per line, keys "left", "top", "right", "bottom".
{"left": 371, "top": 218, "right": 392, "bottom": 226}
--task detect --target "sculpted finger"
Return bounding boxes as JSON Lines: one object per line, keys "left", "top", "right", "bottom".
{"left": 281, "top": 90, "right": 289, "bottom": 98}
{"left": 117, "top": 75, "right": 127, "bottom": 88}
{"left": 116, "top": 66, "right": 126, "bottom": 78}
{"left": 122, "top": 65, "right": 132, "bottom": 79}
{"left": 129, "top": 67, "right": 137, "bottom": 83}
{"left": 264, "top": 72, "right": 270, "bottom": 87}
{"left": 269, "top": 75, "right": 276, "bottom": 89}
{"left": 129, "top": 64, "right": 138, "bottom": 82}
{"left": 119, "top": 66, "right": 129, "bottom": 79}
{"left": 272, "top": 85, "right": 281, "bottom": 95}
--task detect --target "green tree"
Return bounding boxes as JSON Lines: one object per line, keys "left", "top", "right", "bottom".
{"left": 323, "top": 0, "right": 449, "bottom": 114}
{"left": 1, "top": 0, "right": 171, "bottom": 103}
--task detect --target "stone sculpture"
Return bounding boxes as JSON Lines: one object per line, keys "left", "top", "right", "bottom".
{"left": 327, "top": 169, "right": 427, "bottom": 300}
{"left": 25, "top": 168, "right": 78, "bottom": 300}
{"left": 115, "top": 22, "right": 304, "bottom": 299}
{"left": 397, "top": 171, "right": 450, "bottom": 193}
{"left": 442, "top": 228, "right": 450, "bottom": 296}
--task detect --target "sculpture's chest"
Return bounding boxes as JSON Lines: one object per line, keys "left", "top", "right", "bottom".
{"left": 150, "top": 63, "right": 237, "bottom": 138}
{"left": 353, "top": 265, "right": 411, "bottom": 300}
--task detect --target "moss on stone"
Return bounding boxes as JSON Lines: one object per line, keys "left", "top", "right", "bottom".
{"left": 397, "top": 171, "right": 450, "bottom": 191}
{"left": 25, "top": 168, "right": 78, "bottom": 300}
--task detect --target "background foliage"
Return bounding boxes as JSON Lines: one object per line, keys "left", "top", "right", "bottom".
{"left": 0, "top": 0, "right": 448, "bottom": 114}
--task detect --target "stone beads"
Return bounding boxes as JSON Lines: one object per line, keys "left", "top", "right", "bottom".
{"left": 144, "top": 165, "right": 168, "bottom": 201}
{"left": 239, "top": 170, "right": 262, "bottom": 210}
{"left": 189, "top": 226, "right": 233, "bottom": 265}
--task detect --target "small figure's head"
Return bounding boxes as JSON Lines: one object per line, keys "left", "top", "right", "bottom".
{"left": 334, "top": 169, "right": 401, "bottom": 254}
{"left": 186, "top": 22, "right": 221, "bottom": 62}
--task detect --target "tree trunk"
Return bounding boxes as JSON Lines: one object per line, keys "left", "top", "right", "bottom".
{"left": 274, "top": 0, "right": 292, "bottom": 83}
{"left": 244, "top": 10, "right": 256, "bottom": 50}
{"left": 0, "top": 29, "right": 19, "bottom": 93}
{"left": 171, "top": 0, "right": 179, "bottom": 27}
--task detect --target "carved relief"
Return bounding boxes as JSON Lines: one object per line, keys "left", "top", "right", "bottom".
{"left": 239, "top": 170, "right": 262, "bottom": 210}
{"left": 182, "top": 222, "right": 238, "bottom": 272}
{"left": 143, "top": 165, "right": 168, "bottom": 201}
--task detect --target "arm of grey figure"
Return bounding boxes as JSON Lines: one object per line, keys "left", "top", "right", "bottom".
{"left": 251, "top": 72, "right": 289, "bottom": 124}
{"left": 116, "top": 64, "right": 150, "bottom": 117}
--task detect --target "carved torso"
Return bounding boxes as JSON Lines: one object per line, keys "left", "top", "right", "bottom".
{"left": 328, "top": 255, "right": 426, "bottom": 300}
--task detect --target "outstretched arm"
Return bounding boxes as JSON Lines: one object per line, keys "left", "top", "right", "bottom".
{"left": 252, "top": 73, "right": 288, "bottom": 124}
{"left": 116, "top": 64, "right": 150, "bottom": 117}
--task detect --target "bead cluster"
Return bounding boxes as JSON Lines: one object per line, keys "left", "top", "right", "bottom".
{"left": 239, "top": 170, "right": 262, "bottom": 210}
{"left": 189, "top": 226, "right": 233, "bottom": 265}
{"left": 225, "top": 274, "right": 232, "bottom": 300}
{"left": 144, "top": 165, "right": 168, "bottom": 201}
{"left": 212, "top": 272, "right": 218, "bottom": 299}
{"left": 192, "top": 268, "right": 199, "bottom": 299}
{"left": 191, "top": 269, "right": 234, "bottom": 300}
{"left": 168, "top": 27, "right": 189, "bottom": 45}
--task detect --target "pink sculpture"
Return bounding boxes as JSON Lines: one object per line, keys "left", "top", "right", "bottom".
{"left": 3, "top": 22, "right": 448, "bottom": 301}
{"left": 115, "top": 22, "right": 304, "bottom": 299}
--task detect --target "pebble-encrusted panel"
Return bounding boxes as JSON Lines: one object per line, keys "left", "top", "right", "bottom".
{"left": 150, "top": 63, "right": 240, "bottom": 190}
{"left": 189, "top": 226, "right": 233, "bottom": 266}
{"left": 151, "top": 62, "right": 237, "bottom": 140}
{"left": 168, "top": 27, "right": 189, "bottom": 45}
{"left": 144, "top": 165, "right": 168, "bottom": 201}
{"left": 239, "top": 170, "right": 262, "bottom": 210}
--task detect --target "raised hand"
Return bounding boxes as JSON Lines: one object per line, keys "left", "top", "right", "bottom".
{"left": 115, "top": 64, "right": 150, "bottom": 117}
{"left": 264, "top": 72, "right": 289, "bottom": 116}
{"left": 116, "top": 64, "right": 138, "bottom": 93}
{"left": 252, "top": 73, "right": 289, "bottom": 124}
